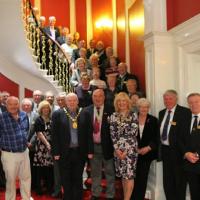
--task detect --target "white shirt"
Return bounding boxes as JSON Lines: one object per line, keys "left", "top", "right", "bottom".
{"left": 61, "top": 43, "right": 77, "bottom": 62}
{"left": 160, "top": 106, "right": 176, "bottom": 145}
{"left": 139, "top": 124, "right": 145, "bottom": 139}
{"left": 90, "top": 79, "right": 107, "bottom": 89}
{"left": 50, "top": 27, "right": 56, "bottom": 40}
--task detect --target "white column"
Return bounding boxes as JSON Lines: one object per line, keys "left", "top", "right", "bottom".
{"left": 70, "top": 0, "right": 76, "bottom": 33}
{"left": 19, "top": 86, "right": 24, "bottom": 102}
{"left": 112, "top": 0, "right": 117, "bottom": 54}
{"left": 143, "top": 1, "right": 171, "bottom": 200}
{"left": 86, "top": 0, "right": 93, "bottom": 46}
{"left": 143, "top": 0, "right": 167, "bottom": 34}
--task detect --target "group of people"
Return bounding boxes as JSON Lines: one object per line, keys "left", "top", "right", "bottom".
{"left": 1, "top": 13, "right": 200, "bottom": 200}
{"left": 1, "top": 87, "right": 200, "bottom": 200}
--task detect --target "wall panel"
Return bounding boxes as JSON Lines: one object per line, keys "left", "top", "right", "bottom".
{"left": 91, "top": 0, "right": 113, "bottom": 47}
{"left": 75, "top": 0, "right": 87, "bottom": 42}
{"left": 116, "top": 0, "right": 125, "bottom": 61}
{"left": 0, "top": 73, "right": 19, "bottom": 97}
{"left": 41, "top": 0, "right": 70, "bottom": 28}
{"left": 25, "top": 88, "right": 33, "bottom": 98}
{"left": 129, "top": 0, "right": 145, "bottom": 91}
{"left": 167, "top": 0, "right": 200, "bottom": 30}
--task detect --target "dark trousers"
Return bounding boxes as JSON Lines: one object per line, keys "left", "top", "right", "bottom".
{"left": 186, "top": 171, "right": 200, "bottom": 200}
{"left": 162, "top": 145, "right": 187, "bottom": 200}
{"left": 131, "top": 158, "right": 152, "bottom": 200}
{"left": 35, "top": 166, "right": 54, "bottom": 194}
{"left": 59, "top": 148, "right": 85, "bottom": 200}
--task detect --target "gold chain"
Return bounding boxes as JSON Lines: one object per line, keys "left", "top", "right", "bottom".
{"left": 63, "top": 107, "right": 82, "bottom": 129}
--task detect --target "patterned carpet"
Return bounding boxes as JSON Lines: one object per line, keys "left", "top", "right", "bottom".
{"left": 0, "top": 178, "right": 124, "bottom": 200}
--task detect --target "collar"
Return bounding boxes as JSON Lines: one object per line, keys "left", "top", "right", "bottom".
{"left": 192, "top": 113, "right": 200, "bottom": 118}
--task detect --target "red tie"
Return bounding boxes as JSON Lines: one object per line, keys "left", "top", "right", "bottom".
{"left": 93, "top": 117, "right": 100, "bottom": 134}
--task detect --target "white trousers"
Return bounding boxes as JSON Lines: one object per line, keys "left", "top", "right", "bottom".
{"left": 1, "top": 149, "right": 31, "bottom": 200}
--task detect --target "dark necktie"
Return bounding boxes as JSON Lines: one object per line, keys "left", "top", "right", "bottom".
{"left": 191, "top": 115, "right": 198, "bottom": 132}
{"left": 161, "top": 110, "right": 171, "bottom": 141}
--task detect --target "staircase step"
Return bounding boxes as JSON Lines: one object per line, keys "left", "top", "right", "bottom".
{"left": 55, "top": 86, "right": 64, "bottom": 93}
{"left": 38, "top": 69, "right": 48, "bottom": 76}
{"left": 32, "top": 55, "right": 38, "bottom": 62}
{"left": 35, "top": 62, "right": 41, "bottom": 69}
{"left": 51, "top": 80, "right": 59, "bottom": 86}
{"left": 44, "top": 75, "right": 54, "bottom": 82}
{"left": 29, "top": 47, "right": 34, "bottom": 54}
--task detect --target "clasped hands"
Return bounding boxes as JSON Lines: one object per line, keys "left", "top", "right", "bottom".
{"left": 184, "top": 152, "right": 199, "bottom": 163}
{"left": 115, "top": 149, "right": 127, "bottom": 160}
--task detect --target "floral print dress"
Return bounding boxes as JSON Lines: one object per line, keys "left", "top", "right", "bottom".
{"left": 110, "top": 112, "right": 138, "bottom": 179}
{"left": 33, "top": 116, "right": 53, "bottom": 167}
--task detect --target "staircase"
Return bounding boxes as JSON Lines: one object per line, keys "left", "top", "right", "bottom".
{"left": 0, "top": 0, "right": 71, "bottom": 96}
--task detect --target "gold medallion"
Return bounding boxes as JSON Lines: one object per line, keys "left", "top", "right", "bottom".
{"left": 72, "top": 121, "right": 78, "bottom": 129}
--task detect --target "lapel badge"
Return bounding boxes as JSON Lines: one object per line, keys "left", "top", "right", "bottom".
{"left": 170, "top": 121, "right": 176, "bottom": 126}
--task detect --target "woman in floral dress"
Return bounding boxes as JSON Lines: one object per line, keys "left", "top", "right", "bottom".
{"left": 33, "top": 100, "right": 54, "bottom": 195}
{"left": 110, "top": 92, "right": 138, "bottom": 200}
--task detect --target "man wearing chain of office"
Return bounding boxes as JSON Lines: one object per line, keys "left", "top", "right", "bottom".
{"left": 51, "top": 93, "right": 94, "bottom": 200}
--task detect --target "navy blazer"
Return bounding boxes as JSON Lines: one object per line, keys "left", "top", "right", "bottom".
{"left": 158, "top": 104, "right": 190, "bottom": 160}
{"left": 137, "top": 114, "right": 158, "bottom": 161}
{"left": 84, "top": 104, "right": 114, "bottom": 160}
{"left": 51, "top": 108, "right": 94, "bottom": 159}
{"left": 179, "top": 112, "right": 200, "bottom": 174}
{"left": 43, "top": 26, "right": 60, "bottom": 40}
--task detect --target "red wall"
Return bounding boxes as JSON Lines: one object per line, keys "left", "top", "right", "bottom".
{"left": 25, "top": 88, "right": 33, "bottom": 98}
{"left": 75, "top": 0, "right": 87, "bottom": 42}
{"left": 41, "top": 0, "right": 70, "bottom": 28}
{"left": 129, "top": 0, "right": 145, "bottom": 92}
{"left": 91, "top": 0, "right": 113, "bottom": 47}
{"left": 167, "top": 0, "right": 200, "bottom": 30}
{"left": 0, "top": 73, "right": 19, "bottom": 97}
{"left": 116, "top": 0, "right": 126, "bottom": 61}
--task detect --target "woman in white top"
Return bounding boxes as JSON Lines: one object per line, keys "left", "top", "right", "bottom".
{"left": 131, "top": 98, "right": 158, "bottom": 200}
{"left": 70, "top": 58, "right": 91, "bottom": 87}
{"left": 89, "top": 67, "right": 106, "bottom": 89}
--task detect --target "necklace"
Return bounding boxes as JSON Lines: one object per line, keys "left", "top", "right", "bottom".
{"left": 63, "top": 107, "right": 82, "bottom": 129}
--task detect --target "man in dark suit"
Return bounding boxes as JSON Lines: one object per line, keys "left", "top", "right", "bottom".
{"left": 56, "top": 27, "right": 69, "bottom": 45}
{"left": 84, "top": 89, "right": 115, "bottom": 200}
{"left": 179, "top": 93, "right": 200, "bottom": 200}
{"left": 159, "top": 89, "right": 190, "bottom": 200}
{"left": 43, "top": 16, "right": 60, "bottom": 40}
{"left": 51, "top": 93, "right": 94, "bottom": 200}
{"left": 116, "top": 62, "right": 139, "bottom": 92}
{"left": 86, "top": 39, "right": 97, "bottom": 59}
{"left": 71, "top": 40, "right": 86, "bottom": 64}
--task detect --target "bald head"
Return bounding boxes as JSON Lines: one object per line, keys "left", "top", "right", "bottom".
{"left": 6, "top": 96, "right": 19, "bottom": 115}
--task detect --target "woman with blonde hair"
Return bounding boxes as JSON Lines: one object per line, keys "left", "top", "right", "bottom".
{"left": 70, "top": 57, "right": 91, "bottom": 87}
{"left": 110, "top": 92, "right": 138, "bottom": 200}
{"left": 33, "top": 100, "right": 54, "bottom": 195}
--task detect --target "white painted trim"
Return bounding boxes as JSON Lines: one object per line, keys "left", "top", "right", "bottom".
{"left": 112, "top": 0, "right": 117, "bottom": 54}
{"left": 86, "top": 0, "right": 93, "bottom": 46}
{"left": 169, "top": 13, "right": 200, "bottom": 54}
{"left": 70, "top": 0, "right": 76, "bottom": 33}
{"left": 125, "top": 0, "right": 136, "bottom": 71}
